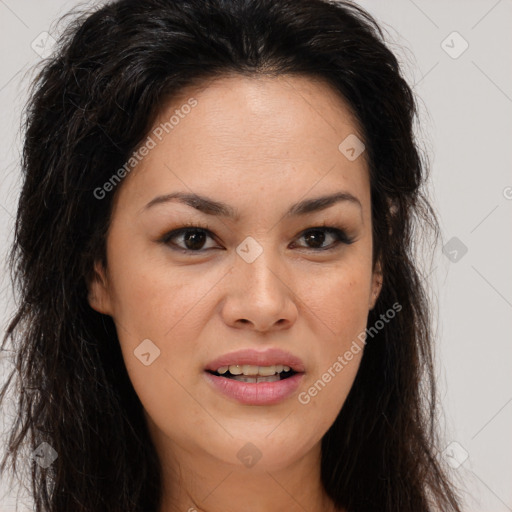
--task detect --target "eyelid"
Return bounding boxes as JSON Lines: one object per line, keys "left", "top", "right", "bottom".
{"left": 294, "top": 226, "right": 356, "bottom": 248}
{"left": 158, "top": 221, "right": 215, "bottom": 245}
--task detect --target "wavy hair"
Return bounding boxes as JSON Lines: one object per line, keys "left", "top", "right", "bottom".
{"left": 0, "top": 0, "right": 463, "bottom": 510}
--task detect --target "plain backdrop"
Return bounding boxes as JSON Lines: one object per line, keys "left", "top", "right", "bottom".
{"left": 0, "top": 1, "right": 511, "bottom": 511}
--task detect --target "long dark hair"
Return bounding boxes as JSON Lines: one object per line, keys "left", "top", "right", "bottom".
{"left": 0, "top": 0, "right": 463, "bottom": 510}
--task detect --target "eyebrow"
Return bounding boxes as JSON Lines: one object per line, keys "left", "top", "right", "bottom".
{"left": 143, "top": 191, "right": 362, "bottom": 219}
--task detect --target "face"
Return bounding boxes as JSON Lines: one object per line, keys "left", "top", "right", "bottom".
{"left": 88, "top": 74, "right": 382, "bottom": 475}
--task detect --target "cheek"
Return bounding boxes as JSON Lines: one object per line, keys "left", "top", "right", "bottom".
{"left": 103, "top": 241, "right": 224, "bottom": 407}
{"left": 109, "top": 263, "right": 217, "bottom": 444}
{"left": 294, "top": 260, "right": 370, "bottom": 416}
{"left": 106, "top": 233, "right": 221, "bottom": 341}
{"left": 296, "top": 258, "right": 371, "bottom": 341}
{"left": 110, "top": 266, "right": 218, "bottom": 386}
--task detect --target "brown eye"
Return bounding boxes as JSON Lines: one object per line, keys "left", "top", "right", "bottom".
{"left": 160, "top": 226, "right": 218, "bottom": 252}
{"left": 293, "top": 227, "right": 355, "bottom": 251}
{"left": 303, "top": 229, "right": 328, "bottom": 249}
{"left": 160, "top": 224, "right": 354, "bottom": 254}
{"left": 179, "top": 229, "right": 209, "bottom": 251}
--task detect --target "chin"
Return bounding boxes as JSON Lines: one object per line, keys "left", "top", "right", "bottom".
{"left": 206, "top": 431, "right": 317, "bottom": 472}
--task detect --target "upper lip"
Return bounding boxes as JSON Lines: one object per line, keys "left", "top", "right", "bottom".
{"left": 205, "top": 348, "right": 306, "bottom": 373}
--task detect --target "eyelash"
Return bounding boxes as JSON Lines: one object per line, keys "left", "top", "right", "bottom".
{"left": 159, "top": 221, "right": 356, "bottom": 254}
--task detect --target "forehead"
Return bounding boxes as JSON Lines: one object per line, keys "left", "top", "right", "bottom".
{"left": 115, "top": 73, "right": 370, "bottom": 218}
{"left": 154, "top": 73, "right": 364, "bottom": 154}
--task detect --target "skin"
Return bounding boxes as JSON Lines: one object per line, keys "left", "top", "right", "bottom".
{"left": 88, "top": 74, "right": 382, "bottom": 512}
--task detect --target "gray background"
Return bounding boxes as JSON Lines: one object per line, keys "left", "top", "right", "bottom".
{"left": 1, "top": 0, "right": 511, "bottom": 510}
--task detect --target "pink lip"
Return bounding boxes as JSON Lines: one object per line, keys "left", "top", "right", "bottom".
{"left": 204, "top": 348, "right": 306, "bottom": 373}
{"left": 204, "top": 371, "right": 304, "bottom": 405}
{"left": 204, "top": 348, "right": 306, "bottom": 406}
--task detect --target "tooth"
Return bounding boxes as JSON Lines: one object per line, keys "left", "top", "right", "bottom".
{"left": 242, "top": 364, "right": 259, "bottom": 376}
{"left": 231, "top": 374, "right": 280, "bottom": 383}
{"left": 232, "top": 375, "right": 256, "bottom": 383}
{"left": 222, "top": 364, "right": 291, "bottom": 376}
{"left": 257, "top": 365, "right": 277, "bottom": 376}
{"left": 257, "top": 374, "right": 280, "bottom": 383}
{"left": 228, "top": 364, "right": 243, "bottom": 375}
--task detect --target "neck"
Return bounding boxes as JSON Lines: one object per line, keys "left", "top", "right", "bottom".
{"left": 152, "top": 433, "right": 341, "bottom": 512}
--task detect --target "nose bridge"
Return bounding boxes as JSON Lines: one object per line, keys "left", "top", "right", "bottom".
{"left": 224, "top": 234, "right": 297, "bottom": 330}
{"left": 235, "top": 235, "right": 285, "bottom": 300}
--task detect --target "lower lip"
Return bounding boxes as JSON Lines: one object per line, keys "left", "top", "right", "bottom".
{"left": 204, "top": 371, "right": 304, "bottom": 405}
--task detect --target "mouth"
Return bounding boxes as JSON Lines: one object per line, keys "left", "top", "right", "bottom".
{"left": 206, "top": 364, "right": 298, "bottom": 383}
{"left": 203, "top": 348, "right": 305, "bottom": 405}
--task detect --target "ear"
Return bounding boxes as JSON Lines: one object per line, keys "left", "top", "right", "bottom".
{"left": 369, "top": 259, "right": 383, "bottom": 310}
{"left": 87, "top": 261, "right": 114, "bottom": 316}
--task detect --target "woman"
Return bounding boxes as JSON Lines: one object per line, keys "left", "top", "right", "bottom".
{"left": 0, "top": 0, "right": 463, "bottom": 510}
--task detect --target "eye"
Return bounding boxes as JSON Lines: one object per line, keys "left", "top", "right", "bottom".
{"left": 159, "top": 222, "right": 218, "bottom": 253}
{"left": 159, "top": 223, "right": 355, "bottom": 253}
{"left": 292, "top": 226, "right": 355, "bottom": 251}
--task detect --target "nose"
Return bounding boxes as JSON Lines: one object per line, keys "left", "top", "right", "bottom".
{"left": 221, "top": 246, "right": 298, "bottom": 333}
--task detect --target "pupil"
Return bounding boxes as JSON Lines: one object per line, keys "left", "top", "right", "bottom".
{"left": 185, "top": 230, "right": 206, "bottom": 250}
{"left": 305, "top": 230, "right": 325, "bottom": 248}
